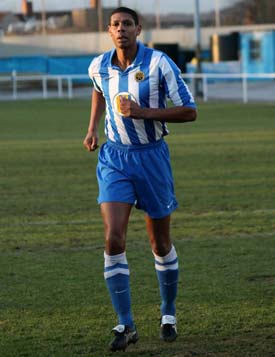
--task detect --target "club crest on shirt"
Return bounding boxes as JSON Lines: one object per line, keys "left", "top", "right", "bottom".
{"left": 113, "top": 92, "right": 137, "bottom": 116}
{"left": 135, "top": 71, "right": 145, "bottom": 82}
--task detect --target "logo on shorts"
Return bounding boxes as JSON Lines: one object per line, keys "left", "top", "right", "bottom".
{"left": 113, "top": 91, "right": 137, "bottom": 116}
{"left": 167, "top": 200, "right": 174, "bottom": 209}
{"left": 135, "top": 71, "right": 145, "bottom": 82}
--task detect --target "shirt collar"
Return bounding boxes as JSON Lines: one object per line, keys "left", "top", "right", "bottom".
{"left": 109, "top": 41, "right": 145, "bottom": 70}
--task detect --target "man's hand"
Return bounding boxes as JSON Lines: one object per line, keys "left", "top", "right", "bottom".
{"left": 119, "top": 96, "right": 143, "bottom": 119}
{"left": 83, "top": 130, "right": 99, "bottom": 152}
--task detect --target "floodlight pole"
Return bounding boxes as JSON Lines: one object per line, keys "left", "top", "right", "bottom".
{"left": 41, "top": 0, "right": 47, "bottom": 34}
{"left": 156, "top": 0, "right": 161, "bottom": 29}
{"left": 215, "top": 0, "right": 221, "bottom": 27}
{"left": 97, "top": 0, "right": 103, "bottom": 32}
{"left": 194, "top": 0, "right": 202, "bottom": 96}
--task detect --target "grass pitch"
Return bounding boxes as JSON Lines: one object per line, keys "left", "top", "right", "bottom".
{"left": 0, "top": 99, "right": 275, "bottom": 356}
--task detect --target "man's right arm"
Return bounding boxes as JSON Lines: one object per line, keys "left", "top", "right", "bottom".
{"left": 83, "top": 89, "right": 106, "bottom": 152}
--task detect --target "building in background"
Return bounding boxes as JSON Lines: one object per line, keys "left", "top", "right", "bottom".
{"left": 1, "top": 1, "right": 275, "bottom": 76}
{"left": 241, "top": 30, "right": 275, "bottom": 73}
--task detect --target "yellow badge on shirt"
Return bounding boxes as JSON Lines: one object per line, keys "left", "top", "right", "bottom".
{"left": 135, "top": 71, "right": 145, "bottom": 82}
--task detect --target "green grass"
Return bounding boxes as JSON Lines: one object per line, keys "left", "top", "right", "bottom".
{"left": 0, "top": 99, "right": 275, "bottom": 356}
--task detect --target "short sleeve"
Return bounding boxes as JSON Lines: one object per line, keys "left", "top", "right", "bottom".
{"left": 88, "top": 57, "right": 103, "bottom": 93}
{"left": 159, "top": 54, "right": 196, "bottom": 109}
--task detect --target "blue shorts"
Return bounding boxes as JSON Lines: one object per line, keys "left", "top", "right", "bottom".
{"left": 96, "top": 139, "right": 178, "bottom": 219}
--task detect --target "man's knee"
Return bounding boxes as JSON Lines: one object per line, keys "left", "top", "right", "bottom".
{"left": 151, "top": 239, "right": 172, "bottom": 257}
{"left": 105, "top": 229, "right": 126, "bottom": 254}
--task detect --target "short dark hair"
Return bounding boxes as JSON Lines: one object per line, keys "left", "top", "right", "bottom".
{"left": 109, "top": 7, "right": 139, "bottom": 25}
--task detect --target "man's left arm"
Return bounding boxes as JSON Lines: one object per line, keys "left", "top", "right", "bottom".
{"left": 119, "top": 96, "right": 197, "bottom": 123}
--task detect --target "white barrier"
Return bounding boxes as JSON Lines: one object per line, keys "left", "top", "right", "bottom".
{"left": 0, "top": 72, "right": 274, "bottom": 103}
{"left": 0, "top": 73, "right": 89, "bottom": 101}
{"left": 182, "top": 72, "right": 275, "bottom": 103}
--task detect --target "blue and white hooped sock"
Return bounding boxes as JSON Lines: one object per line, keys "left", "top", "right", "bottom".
{"left": 153, "top": 245, "right": 179, "bottom": 317}
{"left": 104, "top": 251, "right": 134, "bottom": 327}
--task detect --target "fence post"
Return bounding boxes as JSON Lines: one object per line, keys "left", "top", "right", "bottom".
{"left": 202, "top": 74, "right": 208, "bottom": 102}
{"left": 67, "top": 77, "right": 73, "bottom": 99}
{"left": 190, "top": 74, "right": 195, "bottom": 98}
{"left": 12, "top": 70, "right": 17, "bottom": 100}
{"left": 57, "top": 77, "right": 63, "bottom": 98}
{"left": 42, "top": 76, "right": 48, "bottom": 99}
{"left": 242, "top": 74, "right": 248, "bottom": 104}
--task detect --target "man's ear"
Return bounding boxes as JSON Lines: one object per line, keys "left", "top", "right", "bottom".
{"left": 136, "top": 24, "right": 142, "bottom": 36}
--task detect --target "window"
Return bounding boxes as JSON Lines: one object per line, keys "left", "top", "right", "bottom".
{"left": 249, "top": 38, "right": 261, "bottom": 60}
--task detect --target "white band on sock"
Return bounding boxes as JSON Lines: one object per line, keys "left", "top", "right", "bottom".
{"left": 104, "top": 251, "right": 129, "bottom": 279}
{"left": 153, "top": 245, "right": 178, "bottom": 271}
{"left": 153, "top": 245, "right": 177, "bottom": 263}
{"left": 104, "top": 251, "right": 127, "bottom": 267}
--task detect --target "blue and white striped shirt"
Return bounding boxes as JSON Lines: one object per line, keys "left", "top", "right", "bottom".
{"left": 88, "top": 42, "right": 196, "bottom": 145}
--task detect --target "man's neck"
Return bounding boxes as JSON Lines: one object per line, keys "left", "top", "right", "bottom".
{"left": 113, "top": 44, "right": 138, "bottom": 71}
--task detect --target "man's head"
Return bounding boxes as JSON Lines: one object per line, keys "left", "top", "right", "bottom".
{"left": 108, "top": 7, "right": 142, "bottom": 50}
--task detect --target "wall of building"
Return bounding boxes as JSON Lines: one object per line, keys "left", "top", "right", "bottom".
{"left": 2, "top": 24, "right": 275, "bottom": 58}
{"left": 0, "top": 32, "right": 112, "bottom": 57}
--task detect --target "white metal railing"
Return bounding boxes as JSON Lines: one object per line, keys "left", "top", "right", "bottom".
{"left": 182, "top": 72, "right": 275, "bottom": 104}
{"left": 0, "top": 72, "right": 89, "bottom": 100}
{"left": 0, "top": 72, "right": 274, "bottom": 103}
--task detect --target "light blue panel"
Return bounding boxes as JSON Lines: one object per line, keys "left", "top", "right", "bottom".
{"left": 240, "top": 31, "right": 275, "bottom": 73}
{"left": 0, "top": 56, "right": 47, "bottom": 73}
{"left": 0, "top": 55, "right": 96, "bottom": 75}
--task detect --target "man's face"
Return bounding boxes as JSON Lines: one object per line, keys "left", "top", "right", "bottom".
{"left": 108, "top": 12, "right": 141, "bottom": 49}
